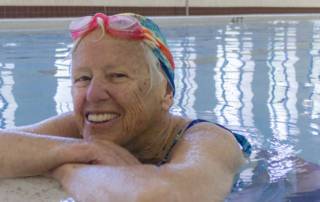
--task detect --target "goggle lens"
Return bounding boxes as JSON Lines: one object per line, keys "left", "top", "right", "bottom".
{"left": 109, "top": 15, "right": 139, "bottom": 31}
{"left": 69, "top": 16, "right": 93, "bottom": 32}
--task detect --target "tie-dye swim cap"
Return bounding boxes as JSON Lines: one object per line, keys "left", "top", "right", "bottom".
{"left": 121, "top": 13, "right": 175, "bottom": 95}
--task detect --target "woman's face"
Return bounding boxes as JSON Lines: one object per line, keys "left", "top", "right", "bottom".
{"left": 71, "top": 30, "right": 167, "bottom": 145}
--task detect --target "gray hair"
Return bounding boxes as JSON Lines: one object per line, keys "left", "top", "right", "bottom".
{"left": 140, "top": 42, "right": 166, "bottom": 96}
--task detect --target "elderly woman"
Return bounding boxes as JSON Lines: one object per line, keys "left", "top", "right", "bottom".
{"left": 0, "top": 13, "right": 251, "bottom": 201}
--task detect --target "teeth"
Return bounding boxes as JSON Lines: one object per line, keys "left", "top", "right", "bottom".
{"left": 87, "top": 113, "right": 119, "bottom": 123}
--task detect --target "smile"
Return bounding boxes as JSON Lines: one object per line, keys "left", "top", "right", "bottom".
{"left": 86, "top": 113, "right": 120, "bottom": 123}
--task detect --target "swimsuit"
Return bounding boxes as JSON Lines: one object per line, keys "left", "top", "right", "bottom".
{"left": 157, "top": 119, "right": 252, "bottom": 166}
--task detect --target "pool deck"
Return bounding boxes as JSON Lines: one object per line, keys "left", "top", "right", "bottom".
{"left": 1, "top": 14, "right": 320, "bottom": 31}
{"left": 0, "top": 177, "right": 69, "bottom": 202}
{"left": 1, "top": 0, "right": 320, "bottom": 18}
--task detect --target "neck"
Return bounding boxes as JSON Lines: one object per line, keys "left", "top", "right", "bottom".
{"left": 124, "top": 113, "right": 185, "bottom": 163}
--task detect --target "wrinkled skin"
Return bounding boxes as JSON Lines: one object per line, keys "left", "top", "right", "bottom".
{"left": 71, "top": 29, "right": 174, "bottom": 152}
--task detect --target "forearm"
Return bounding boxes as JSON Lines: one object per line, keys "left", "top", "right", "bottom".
{"left": 0, "top": 130, "right": 90, "bottom": 178}
{"left": 54, "top": 164, "right": 173, "bottom": 202}
{"left": 12, "top": 112, "right": 81, "bottom": 138}
{"left": 55, "top": 162, "right": 236, "bottom": 202}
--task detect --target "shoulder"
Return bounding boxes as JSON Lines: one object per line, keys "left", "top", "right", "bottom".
{"left": 169, "top": 120, "right": 245, "bottom": 173}
{"left": 160, "top": 120, "right": 246, "bottom": 201}
{"left": 13, "top": 112, "right": 81, "bottom": 138}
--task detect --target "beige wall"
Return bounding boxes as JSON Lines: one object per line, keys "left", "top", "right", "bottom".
{"left": 1, "top": 0, "right": 320, "bottom": 7}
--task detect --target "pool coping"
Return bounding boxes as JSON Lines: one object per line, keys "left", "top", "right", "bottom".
{"left": 1, "top": 5, "right": 320, "bottom": 18}
{"left": 1, "top": 13, "right": 320, "bottom": 31}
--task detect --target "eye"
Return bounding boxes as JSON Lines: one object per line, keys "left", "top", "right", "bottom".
{"left": 111, "top": 73, "right": 127, "bottom": 78}
{"left": 109, "top": 73, "right": 128, "bottom": 82}
{"left": 73, "top": 75, "right": 92, "bottom": 85}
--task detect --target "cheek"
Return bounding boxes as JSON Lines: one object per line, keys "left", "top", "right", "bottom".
{"left": 71, "top": 87, "right": 87, "bottom": 133}
{"left": 72, "top": 87, "right": 86, "bottom": 114}
{"left": 118, "top": 86, "right": 148, "bottom": 132}
{"left": 137, "top": 78, "right": 150, "bottom": 95}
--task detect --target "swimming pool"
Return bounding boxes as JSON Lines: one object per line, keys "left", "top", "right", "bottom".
{"left": 0, "top": 15, "right": 319, "bottom": 201}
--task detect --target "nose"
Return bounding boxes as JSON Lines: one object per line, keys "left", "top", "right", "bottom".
{"left": 86, "top": 77, "right": 110, "bottom": 102}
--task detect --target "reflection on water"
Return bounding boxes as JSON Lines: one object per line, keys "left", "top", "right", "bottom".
{"left": 0, "top": 16, "right": 320, "bottom": 201}
{"left": 308, "top": 21, "right": 320, "bottom": 137}
{"left": 213, "top": 25, "right": 255, "bottom": 129}
{"left": 267, "top": 23, "right": 299, "bottom": 142}
{"left": 164, "top": 17, "right": 320, "bottom": 201}
{"left": 265, "top": 22, "right": 300, "bottom": 184}
{"left": 54, "top": 44, "right": 73, "bottom": 114}
{"left": 0, "top": 62, "right": 17, "bottom": 128}
{"left": 171, "top": 36, "right": 197, "bottom": 118}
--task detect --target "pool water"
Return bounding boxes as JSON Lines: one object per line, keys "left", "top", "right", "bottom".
{"left": 0, "top": 15, "right": 320, "bottom": 201}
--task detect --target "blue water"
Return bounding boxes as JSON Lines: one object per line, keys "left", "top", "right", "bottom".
{"left": 0, "top": 16, "right": 320, "bottom": 201}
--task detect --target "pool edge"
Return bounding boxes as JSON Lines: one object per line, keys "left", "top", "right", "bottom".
{"left": 1, "top": 13, "right": 320, "bottom": 31}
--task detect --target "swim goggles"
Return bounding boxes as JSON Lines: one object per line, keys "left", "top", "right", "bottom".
{"left": 69, "top": 13, "right": 176, "bottom": 94}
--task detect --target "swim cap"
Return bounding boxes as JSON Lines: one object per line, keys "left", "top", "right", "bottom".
{"left": 119, "top": 13, "right": 176, "bottom": 95}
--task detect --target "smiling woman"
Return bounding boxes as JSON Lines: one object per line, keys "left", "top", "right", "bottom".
{"left": 71, "top": 32, "right": 168, "bottom": 149}
{"left": 0, "top": 13, "right": 251, "bottom": 202}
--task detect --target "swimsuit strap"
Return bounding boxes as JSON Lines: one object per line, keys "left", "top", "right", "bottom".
{"left": 157, "top": 119, "right": 212, "bottom": 165}
{"left": 157, "top": 119, "right": 252, "bottom": 166}
{"left": 185, "top": 119, "right": 208, "bottom": 130}
{"left": 214, "top": 123, "right": 252, "bottom": 157}
{"left": 185, "top": 119, "right": 252, "bottom": 157}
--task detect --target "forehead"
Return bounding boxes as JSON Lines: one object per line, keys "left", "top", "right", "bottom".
{"left": 72, "top": 29, "right": 149, "bottom": 73}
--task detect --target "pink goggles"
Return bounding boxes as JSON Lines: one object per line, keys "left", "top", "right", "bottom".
{"left": 69, "top": 13, "right": 145, "bottom": 41}
{"left": 69, "top": 13, "right": 175, "bottom": 70}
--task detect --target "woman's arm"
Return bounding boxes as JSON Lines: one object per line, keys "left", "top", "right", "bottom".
{"left": 12, "top": 112, "right": 81, "bottom": 138}
{"left": 53, "top": 122, "right": 245, "bottom": 202}
{"left": 0, "top": 130, "right": 90, "bottom": 178}
{"left": 0, "top": 112, "right": 87, "bottom": 178}
{"left": 0, "top": 129, "right": 140, "bottom": 179}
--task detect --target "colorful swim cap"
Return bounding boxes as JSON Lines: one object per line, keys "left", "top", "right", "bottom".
{"left": 119, "top": 13, "right": 176, "bottom": 95}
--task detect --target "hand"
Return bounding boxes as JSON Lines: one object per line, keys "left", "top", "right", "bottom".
{"left": 87, "top": 139, "right": 141, "bottom": 166}
{"left": 44, "top": 138, "right": 140, "bottom": 179}
{"left": 56, "top": 138, "right": 140, "bottom": 167}
{"left": 49, "top": 140, "right": 140, "bottom": 179}
{"left": 50, "top": 163, "right": 81, "bottom": 183}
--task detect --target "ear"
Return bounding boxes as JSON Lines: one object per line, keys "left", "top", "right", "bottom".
{"left": 161, "top": 83, "right": 173, "bottom": 111}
